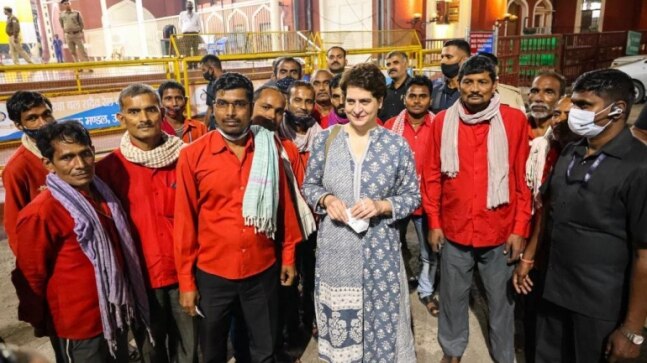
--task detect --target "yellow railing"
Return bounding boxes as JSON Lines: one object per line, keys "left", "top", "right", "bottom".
{"left": 0, "top": 30, "right": 433, "bottom": 150}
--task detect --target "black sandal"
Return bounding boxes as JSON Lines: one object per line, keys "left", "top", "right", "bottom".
{"left": 420, "top": 295, "right": 440, "bottom": 317}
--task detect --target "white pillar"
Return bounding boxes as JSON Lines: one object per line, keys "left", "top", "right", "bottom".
{"left": 270, "top": 0, "right": 281, "bottom": 51}
{"left": 135, "top": 0, "right": 148, "bottom": 57}
{"left": 99, "top": 0, "right": 112, "bottom": 58}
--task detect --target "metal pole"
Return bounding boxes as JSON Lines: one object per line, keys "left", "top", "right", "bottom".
{"left": 135, "top": 0, "right": 147, "bottom": 57}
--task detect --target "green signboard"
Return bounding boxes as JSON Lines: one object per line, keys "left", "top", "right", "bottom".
{"left": 627, "top": 31, "right": 641, "bottom": 56}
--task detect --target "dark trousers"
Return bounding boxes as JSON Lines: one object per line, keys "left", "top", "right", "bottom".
{"left": 135, "top": 285, "right": 198, "bottom": 363}
{"left": 58, "top": 331, "right": 129, "bottom": 363}
{"left": 535, "top": 299, "right": 618, "bottom": 363}
{"left": 196, "top": 265, "right": 279, "bottom": 363}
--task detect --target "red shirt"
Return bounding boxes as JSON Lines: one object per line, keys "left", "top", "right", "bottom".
{"left": 174, "top": 132, "right": 301, "bottom": 292}
{"left": 280, "top": 138, "right": 305, "bottom": 186}
{"left": 422, "top": 105, "right": 532, "bottom": 247}
{"left": 385, "top": 113, "right": 434, "bottom": 216}
{"left": 2, "top": 146, "right": 49, "bottom": 255}
{"left": 15, "top": 189, "right": 124, "bottom": 339}
{"left": 161, "top": 117, "right": 208, "bottom": 144}
{"left": 97, "top": 150, "right": 178, "bottom": 289}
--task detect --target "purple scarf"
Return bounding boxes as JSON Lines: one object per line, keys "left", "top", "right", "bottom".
{"left": 326, "top": 110, "right": 348, "bottom": 127}
{"left": 46, "top": 173, "right": 151, "bottom": 356}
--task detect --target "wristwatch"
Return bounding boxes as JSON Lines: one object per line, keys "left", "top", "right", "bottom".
{"left": 621, "top": 327, "right": 645, "bottom": 345}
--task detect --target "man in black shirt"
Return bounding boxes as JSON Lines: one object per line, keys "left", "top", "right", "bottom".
{"left": 431, "top": 39, "right": 470, "bottom": 114}
{"left": 200, "top": 54, "right": 223, "bottom": 130}
{"left": 524, "top": 69, "right": 647, "bottom": 363}
{"left": 378, "top": 51, "right": 411, "bottom": 120}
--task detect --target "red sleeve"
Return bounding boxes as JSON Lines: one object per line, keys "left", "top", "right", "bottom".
{"left": 3, "top": 166, "right": 31, "bottom": 255}
{"left": 512, "top": 112, "right": 532, "bottom": 237}
{"left": 278, "top": 151, "right": 301, "bottom": 265}
{"left": 383, "top": 117, "right": 396, "bottom": 130}
{"left": 422, "top": 113, "right": 444, "bottom": 229}
{"left": 15, "top": 207, "right": 54, "bottom": 334}
{"left": 173, "top": 149, "right": 200, "bottom": 292}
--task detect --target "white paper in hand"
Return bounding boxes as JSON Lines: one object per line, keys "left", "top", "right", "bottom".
{"left": 346, "top": 208, "right": 369, "bottom": 234}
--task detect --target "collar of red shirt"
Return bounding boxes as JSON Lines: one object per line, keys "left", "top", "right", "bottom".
{"left": 404, "top": 112, "right": 433, "bottom": 129}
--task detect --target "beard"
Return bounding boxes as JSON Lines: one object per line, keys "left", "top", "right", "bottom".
{"left": 285, "top": 110, "right": 317, "bottom": 129}
{"left": 529, "top": 103, "right": 551, "bottom": 121}
{"left": 552, "top": 121, "right": 581, "bottom": 148}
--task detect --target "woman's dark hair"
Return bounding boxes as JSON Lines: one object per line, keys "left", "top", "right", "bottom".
{"left": 36, "top": 121, "right": 92, "bottom": 161}
{"left": 6, "top": 91, "right": 53, "bottom": 126}
{"left": 213, "top": 72, "right": 254, "bottom": 102}
{"left": 458, "top": 55, "right": 497, "bottom": 83}
{"left": 340, "top": 63, "right": 386, "bottom": 100}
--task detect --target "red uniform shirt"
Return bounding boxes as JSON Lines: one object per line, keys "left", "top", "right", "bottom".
{"left": 422, "top": 105, "right": 532, "bottom": 247}
{"left": 2, "top": 146, "right": 49, "bottom": 255}
{"left": 384, "top": 113, "right": 434, "bottom": 216}
{"left": 15, "top": 189, "right": 124, "bottom": 340}
{"left": 97, "top": 150, "right": 178, "bottom": 289}
{"left": 161, "top": 117, "right": 208, "bottom": 144}
{"left": 280, "top": 138, "right": 305, "bottom": 186}
{"left": 174, "top": 132, "right": 301, "bottom": 292}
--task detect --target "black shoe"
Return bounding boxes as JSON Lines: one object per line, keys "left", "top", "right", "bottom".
{"left": 408, "top": 276, "right": 418, "bottom": 290}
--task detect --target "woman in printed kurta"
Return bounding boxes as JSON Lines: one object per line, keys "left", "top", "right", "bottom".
{"left": 302, "top": 63, "right": 420, "bottom": 363}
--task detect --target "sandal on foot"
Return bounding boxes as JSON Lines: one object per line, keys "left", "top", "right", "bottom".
{"left": 420, "top": 295, "right": 440, "bottom": 317}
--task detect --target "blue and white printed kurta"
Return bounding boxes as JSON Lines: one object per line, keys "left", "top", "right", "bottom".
{"left": 302, "top": 125, "right": 420, "bottom": 363}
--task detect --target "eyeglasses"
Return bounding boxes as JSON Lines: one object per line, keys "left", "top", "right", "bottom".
{"left": 214, "top": 99, "right": 249, "bottom": 110}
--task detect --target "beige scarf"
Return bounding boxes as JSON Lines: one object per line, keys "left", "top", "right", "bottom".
{"left": 441, "top": 93, "right": 509, "bottom": 209}
{"left": 119, "top": 132, "right": 184, "bottom": 168}
{"left": 21, "top": 133, "right": 43, "bottom": 159}
{"left": 526, "top": 126, "right": 553, "bottom": 211}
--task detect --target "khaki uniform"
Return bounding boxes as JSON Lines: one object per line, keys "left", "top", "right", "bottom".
{"left": 59, "top": 10, "right": 88, "bottom": 62}
{"left": 5, "top": 15, "right": 33, "bottom": 64}
{"left": 497, "top": 83, "right": 526, "bottom": 113}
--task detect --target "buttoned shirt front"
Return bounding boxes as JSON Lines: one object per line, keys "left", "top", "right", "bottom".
{"left": 178, "top": 10, "right": 201, "bottom": 33}
{"left": 542, "top": 128, "right": 647, "bottom": 320}
{"left": 174, "top": 131, "right": 301, "bottom": 292}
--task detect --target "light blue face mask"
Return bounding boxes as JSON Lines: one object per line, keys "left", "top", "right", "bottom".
{"left": 567, "top": 103, "right": 620, "bottom": 138}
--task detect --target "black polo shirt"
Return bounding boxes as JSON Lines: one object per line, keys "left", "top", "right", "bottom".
{"left": 542, "top": 128, "right": 647, "bottom": 321}
{"left": 378, "top": 76, "right": 410, "bottom": 121}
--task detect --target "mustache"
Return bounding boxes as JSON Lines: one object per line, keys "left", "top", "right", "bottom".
{"left": 530, "top": 103, "right": 549, "bottom": 110}
{"left": 137, "top": 122, "right": 155, "bottom": 128}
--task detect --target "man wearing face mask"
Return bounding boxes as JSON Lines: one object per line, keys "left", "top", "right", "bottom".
{"left": 158, "top": 80, "right": 206, "bottom": 143}
{"left": 200, "top": 54, "right": 224, "bottom": 130}
{"left": 431, "top": 39, "right": 470, "bottom": 114}
{"left": 3, "top": 91, "right": 62, "bottom": 362}
{"left": 527, "top": 71, "right": 566, "bottom": 139}
{"left": 279, "top": 81, "right": 323, "bottom": 167}
{"left": 524, "top": 69, "right": 647, "bottom": 363}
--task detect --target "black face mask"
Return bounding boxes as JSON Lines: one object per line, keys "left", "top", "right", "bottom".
{"left": 203, "top": 71, "right": 214, "bottom": 82}
{"left": 441, "top": 63, "right": 460, "bottom": 79}
{"left": 285, "top": 111, "right": 316, "bottom": 129}
{"left": 22, "top": 127, "right": 41, "bottom": 140}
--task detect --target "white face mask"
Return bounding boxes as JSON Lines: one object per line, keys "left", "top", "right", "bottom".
{"left": 567, "top": 103, "right": 615, "bottom": 138}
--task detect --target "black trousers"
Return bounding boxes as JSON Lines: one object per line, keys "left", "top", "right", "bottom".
{"left": 535, "top": 299, "right": 618, "bottom": 363}
{"left": 58, "top": 331, "right": 129, "bottom": 363}
{"left": 196, "top": 264, "right": 279, "bottom": 363}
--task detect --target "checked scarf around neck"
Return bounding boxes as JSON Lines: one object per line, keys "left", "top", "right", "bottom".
{"left": 441, "top": 93, "right": 510, "bottom": 209}
{"left": 119, "top": 131, "right": 184, "bottom": 168}
{"left": 390, "top": 108, "right": 435, "bottom": 136}
{"left": 46, "top": 173, "right": 151, "bottom": 357}
{"left": 242, "top": 125, "right": 280, "bottom": 239}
